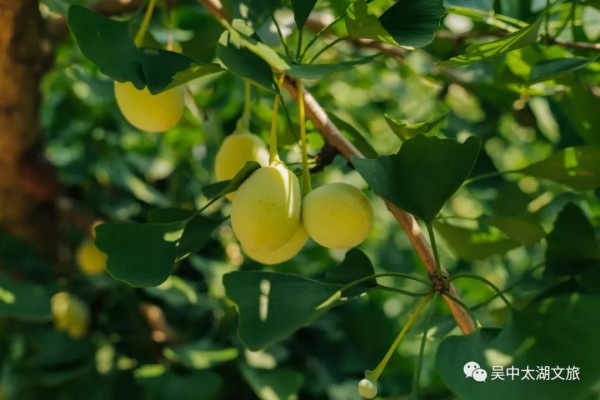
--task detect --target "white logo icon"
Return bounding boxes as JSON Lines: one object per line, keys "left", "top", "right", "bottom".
{"left": 464, "top": 361, "right": 487, "bottom": 383}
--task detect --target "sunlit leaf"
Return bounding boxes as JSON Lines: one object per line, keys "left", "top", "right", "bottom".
{"left": 164, "top": 343, "right": 239, "bottom": 370}
{"left": 384, "top": 114, "right": 446, "bottom": 141}
{"left": 520, "top": 146, "right": 600, "bottom": 190}
{"left": 437, "top": 294, "right": 600, "bottom": 400}
{"left": 286, "top": 55, "right": 380, "bottom": 79}
{"left": 480, "top": 216, "right": 545, "bottom": 246}
{"left": 345, "top": 0, "right": 398, "bottom": 46}
{"left": 560, "top": 82, "right": 600, "bottom": 145}
{"left": 353, "top": 135, "right": 481, "bottom": 222}
{"left": 433, "top": 221, "right": 519, "bottom": 261}
{"left": 218, "top": 31, "right": 276, "bottom": 92}
{"left": 529, "top": 56, "right": 600, "bottom": 83}
{"left": 439, "top": 12, "right": 544, "bottom": 66}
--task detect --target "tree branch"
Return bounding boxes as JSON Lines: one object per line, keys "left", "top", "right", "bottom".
{"left": 284, "top": 78, "right": 476, "bottom": 334}
{"left": 196, "top": 0, "right": 476, "bottom": 335}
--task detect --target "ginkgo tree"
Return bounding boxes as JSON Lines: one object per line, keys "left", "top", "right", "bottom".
{"left": 0, "top": 0, "right": 599, "bottom": 399}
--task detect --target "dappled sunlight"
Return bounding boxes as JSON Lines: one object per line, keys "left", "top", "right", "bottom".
{"left": 485, "top": 349, "right": 513, "bottom": 367}
{"left": 245, "top": 349, "right": 278, "bottom": 369}
{"left": 162, "top": 227, "right": 184, "bottom": 243}
{"left": 564, "top": 147, "right": 579, "bottom": 174}
{"left": 258, "top": 386, "right": 279, "bottom": 400}
{"left": 259, "top": 279, "right": 271, "bottom": 322}
{"left": 0, "top": 287, "right": 15, "bottom": 304}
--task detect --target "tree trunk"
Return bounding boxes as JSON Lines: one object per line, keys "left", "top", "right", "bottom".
{"left": 0, "top": 0, "right": 57, "bottom": 260}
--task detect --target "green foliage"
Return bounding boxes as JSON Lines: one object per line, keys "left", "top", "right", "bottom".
{"left": 439, "top": 12, "right": 544, "bottom": 66}
{"left": 223, "top": 249, "right": 376, "bottom": 350}
{"left": 433, "top": 220, "right": 521, "bottom": 261}
{"left": 0, "top": 274, "right": 51, "bottom": 322}
{"left": 240, "top": 365, "right": 304, "bottom": 400}
{"left": 291, "top": 0, "right": 318, "bottom": 30}
{"left": 96, "top": 213, "right": 222, "bottom": 287}
{"left": 436, "top": 295, "right": 600, "bottom": 400}
{"left": 384, "top": 114, "right": 446, "bottom": 141}
{"left": 529, "top": 56, "right": 600, "bottom": 82}
{"left": 520, "top": 146, "right": 600, "bottom": 190}
{"left": 379, "top": 0, "right": 446, "bottom": 48}
{"left": 217, "top": 31, "right": 277, "bottom": 92}
{"left": 68, "top": 5, "right": 222, "bottom": 92}
{"left": 346, "top": 0, "right": 446, "bottom": 48}
{"left": 544, "top": 202, "right": 600, "bottom": 277}
{"left": 4, "top": 0, "right": 600, "bottom": 399}
{"left": 353, "top": 135, "right": 481, "bottom": 222}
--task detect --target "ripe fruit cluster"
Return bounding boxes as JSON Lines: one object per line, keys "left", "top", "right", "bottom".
{"left": 215, "top": 132, "right": 374, "bottom": 264}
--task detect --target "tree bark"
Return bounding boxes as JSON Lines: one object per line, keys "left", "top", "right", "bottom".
{"left": 0, "top": 0, "right": 57, "bottom": 260}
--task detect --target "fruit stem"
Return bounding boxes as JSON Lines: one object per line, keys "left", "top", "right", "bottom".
{"left": 296, "top": 80, "right": 311, "bottom": 196}
{"left": 268, "top": 77, "right": 282, "bottom": 164}
{"left": 411, "top": 293, "right": 439, "bottom": 399}
{"left": 134, "top": 0, "right": 158, "bottom": 48}
{"left": 165, "top": 0, "right": 174, "bottom": 51}
{"left": 235, "top": 80, "right": 252, "bottom": 133}
{"left": 268, "top": 75, "right": 287, "bottom": 164}
{"left": 366, "top": 293, "right": 434, "bottom": 383}
{"left": 243, "top": 80, "right": 251, "bottom": 124}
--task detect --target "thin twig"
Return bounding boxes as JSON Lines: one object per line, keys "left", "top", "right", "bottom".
{"left": 546, "top": 36, "right": 600, "bottom": 52}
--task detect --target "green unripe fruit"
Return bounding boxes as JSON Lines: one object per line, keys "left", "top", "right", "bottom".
{"left": 214, "top": 132, "right": 269, "bottom": 200}
{"left": 242, "top": 224, "right": 308, "bottom": 265}
{"left": 76, "top": 239, "right": 107, "bottom": 275}
{"left": 51, "top": 292, "right": 89, "bottom": 339}
{"left": 357, "top": 379, "right": 378, "bottom": 399}
{"left": 302, "top": 183, "right": 373, "bottom": 249}
{"left": 231, "top": 162, "right": 302, "bottom": 252}
{"left": 114, "top": 81, "right": 184, "bottom": 133}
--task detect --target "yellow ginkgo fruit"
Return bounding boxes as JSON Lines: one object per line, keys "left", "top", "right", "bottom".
{"left": 114, "top": 81, "right": 184, "bottom": 133}
{"left": 242, "top": 224, "right": 308, "bottom": 265}
{"left": 51, "top": 292, "right": 90, "bottom": 339}
{"left": 231, "top": 162, "right": 302, "bottom": 252}
{"left": 76, "top": 239, "right": 107, "bottom": 275}
{"left": 214, "top": 132, "right": 269, "bottom": 200}
{"left": 302, "top": 183, "right": 373, "bottom": 249}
